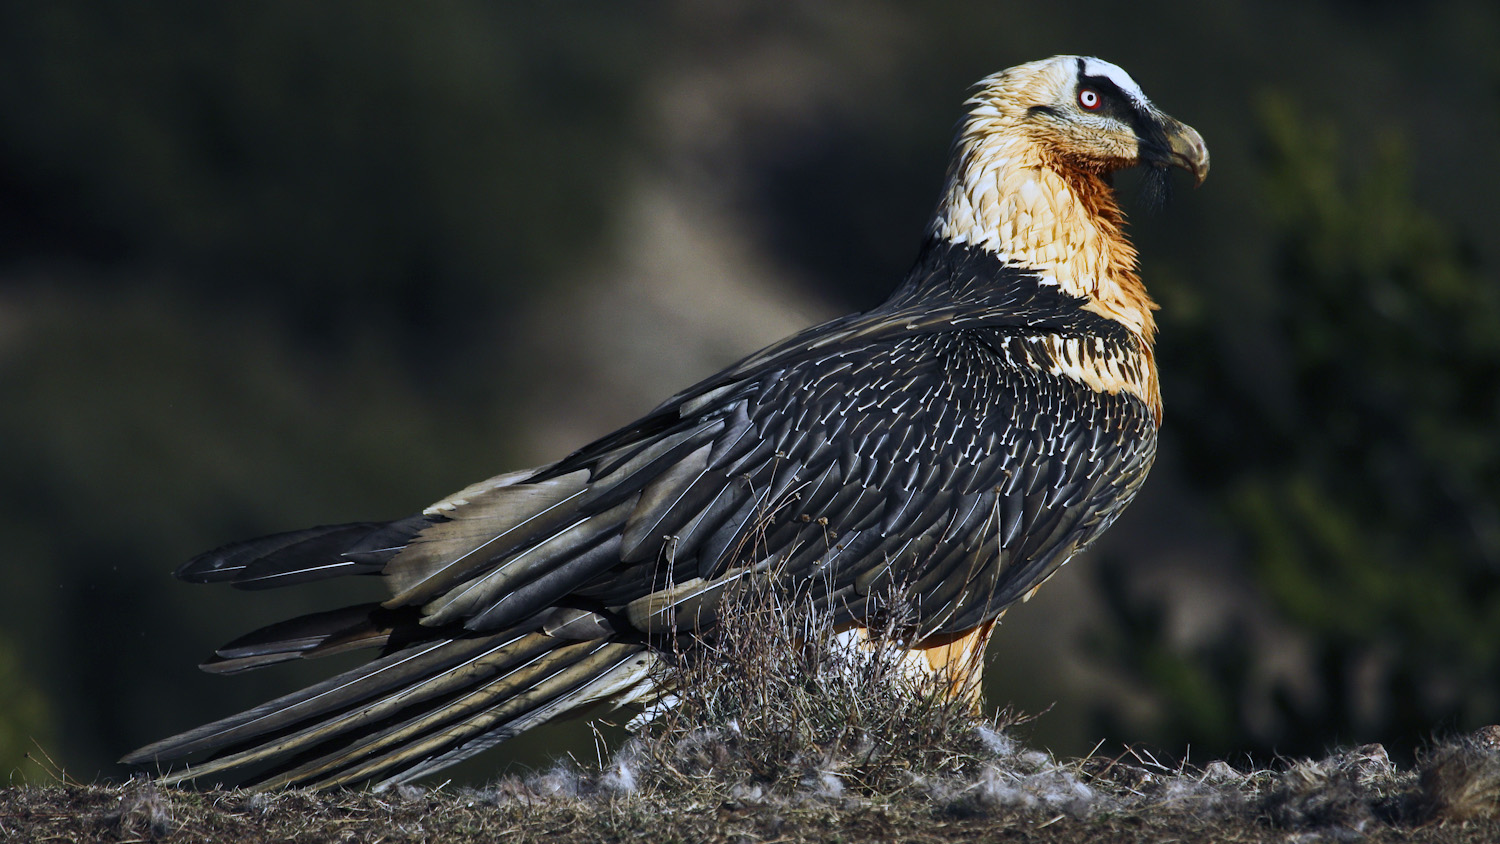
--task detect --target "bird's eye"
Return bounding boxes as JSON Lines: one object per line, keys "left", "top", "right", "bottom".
{"left": 1078, "top": 88, "right": 1101, "bottom": 111}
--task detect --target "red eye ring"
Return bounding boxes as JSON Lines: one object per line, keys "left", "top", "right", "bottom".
{"left": 1078, "top": 87, "right": 1101, "bottom": 111}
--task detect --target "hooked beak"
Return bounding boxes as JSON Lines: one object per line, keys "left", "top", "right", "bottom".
{"left": 1160, "top": 116, "right": 1209, "bottom": 186}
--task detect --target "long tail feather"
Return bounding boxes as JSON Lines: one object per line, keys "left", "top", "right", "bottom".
{"left": 254, "top": 638, "right": 653, "bottom": 789}
{"left": 199, "top": 603, "right": 406, "bottom": 674}
{"left": 122, "top": 625, "right": 655, "bottom": 790}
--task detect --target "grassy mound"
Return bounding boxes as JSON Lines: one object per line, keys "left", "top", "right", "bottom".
{"left": 6, "top": 580, "right": 1498, "bottom": 842}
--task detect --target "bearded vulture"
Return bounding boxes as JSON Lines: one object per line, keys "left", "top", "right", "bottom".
{"left": 124, "top": 55, "right": 1209, "bottom": 789}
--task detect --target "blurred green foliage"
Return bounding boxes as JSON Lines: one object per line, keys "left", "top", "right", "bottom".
{"left": 0, "top": 631, "right": 50, "bottom": 783}
{"left": 1096, "top": 96, "right": 1500, "bottom": 759}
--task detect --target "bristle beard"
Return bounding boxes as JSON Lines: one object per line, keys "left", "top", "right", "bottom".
{"left": 1138, "top": 164, "right": 1173, "bottom": 212}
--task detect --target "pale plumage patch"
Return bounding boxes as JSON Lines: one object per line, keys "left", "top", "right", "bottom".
{"left": 1028, "top": 334, "right": 1159, "bottom": 417}
{"left": 1079, "top": 57, "right": 1148, "bottom": 105}
{"left": 836, "top": 617, "right": 999, "bottom": 708}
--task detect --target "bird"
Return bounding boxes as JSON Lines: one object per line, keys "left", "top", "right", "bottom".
{"left": 123, "top": 55, "right": 1208, "bottom": 790}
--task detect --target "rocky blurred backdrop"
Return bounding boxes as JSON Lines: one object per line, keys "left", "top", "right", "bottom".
{"left": 1, "top": 1, "right": 1497, "bottom": 784}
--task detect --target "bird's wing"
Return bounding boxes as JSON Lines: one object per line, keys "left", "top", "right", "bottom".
{"left": 174, "top": 296, "right": 1154, "bottom": 645}
{"left": 362, "top": 305, "right": 1157, "bottom": 641}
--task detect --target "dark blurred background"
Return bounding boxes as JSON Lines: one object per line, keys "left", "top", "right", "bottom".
{"left": 2, "top": 1, "right": 1498, "bottom": 785}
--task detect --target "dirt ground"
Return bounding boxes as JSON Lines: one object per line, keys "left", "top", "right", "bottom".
{"left": 6, "top": 736, "right": 1499, "bottom": 844}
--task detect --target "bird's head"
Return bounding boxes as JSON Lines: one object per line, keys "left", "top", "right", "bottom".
{"left": 967, "top": 55, "right": 1208, "bottom": 188}
{"left": 930, "top": 56, "right": 1208, "bottom": 338}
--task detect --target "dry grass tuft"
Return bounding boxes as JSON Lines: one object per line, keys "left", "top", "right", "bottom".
{"left": 620, "top": 576, "right": 1013, "bottom": 803}
{"left": 1261, "top": 742, "right": 1404, "bottom": 834}
{"left": 1417, "top": 726, "right": 1500, "bottom": 823}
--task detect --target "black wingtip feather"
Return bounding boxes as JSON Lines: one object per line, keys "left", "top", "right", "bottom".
{"left": 175, "top": 519, "right": 432, "bottom": 589}
{"left": 176, "top": 523, "right": 388, "bottom": 583}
